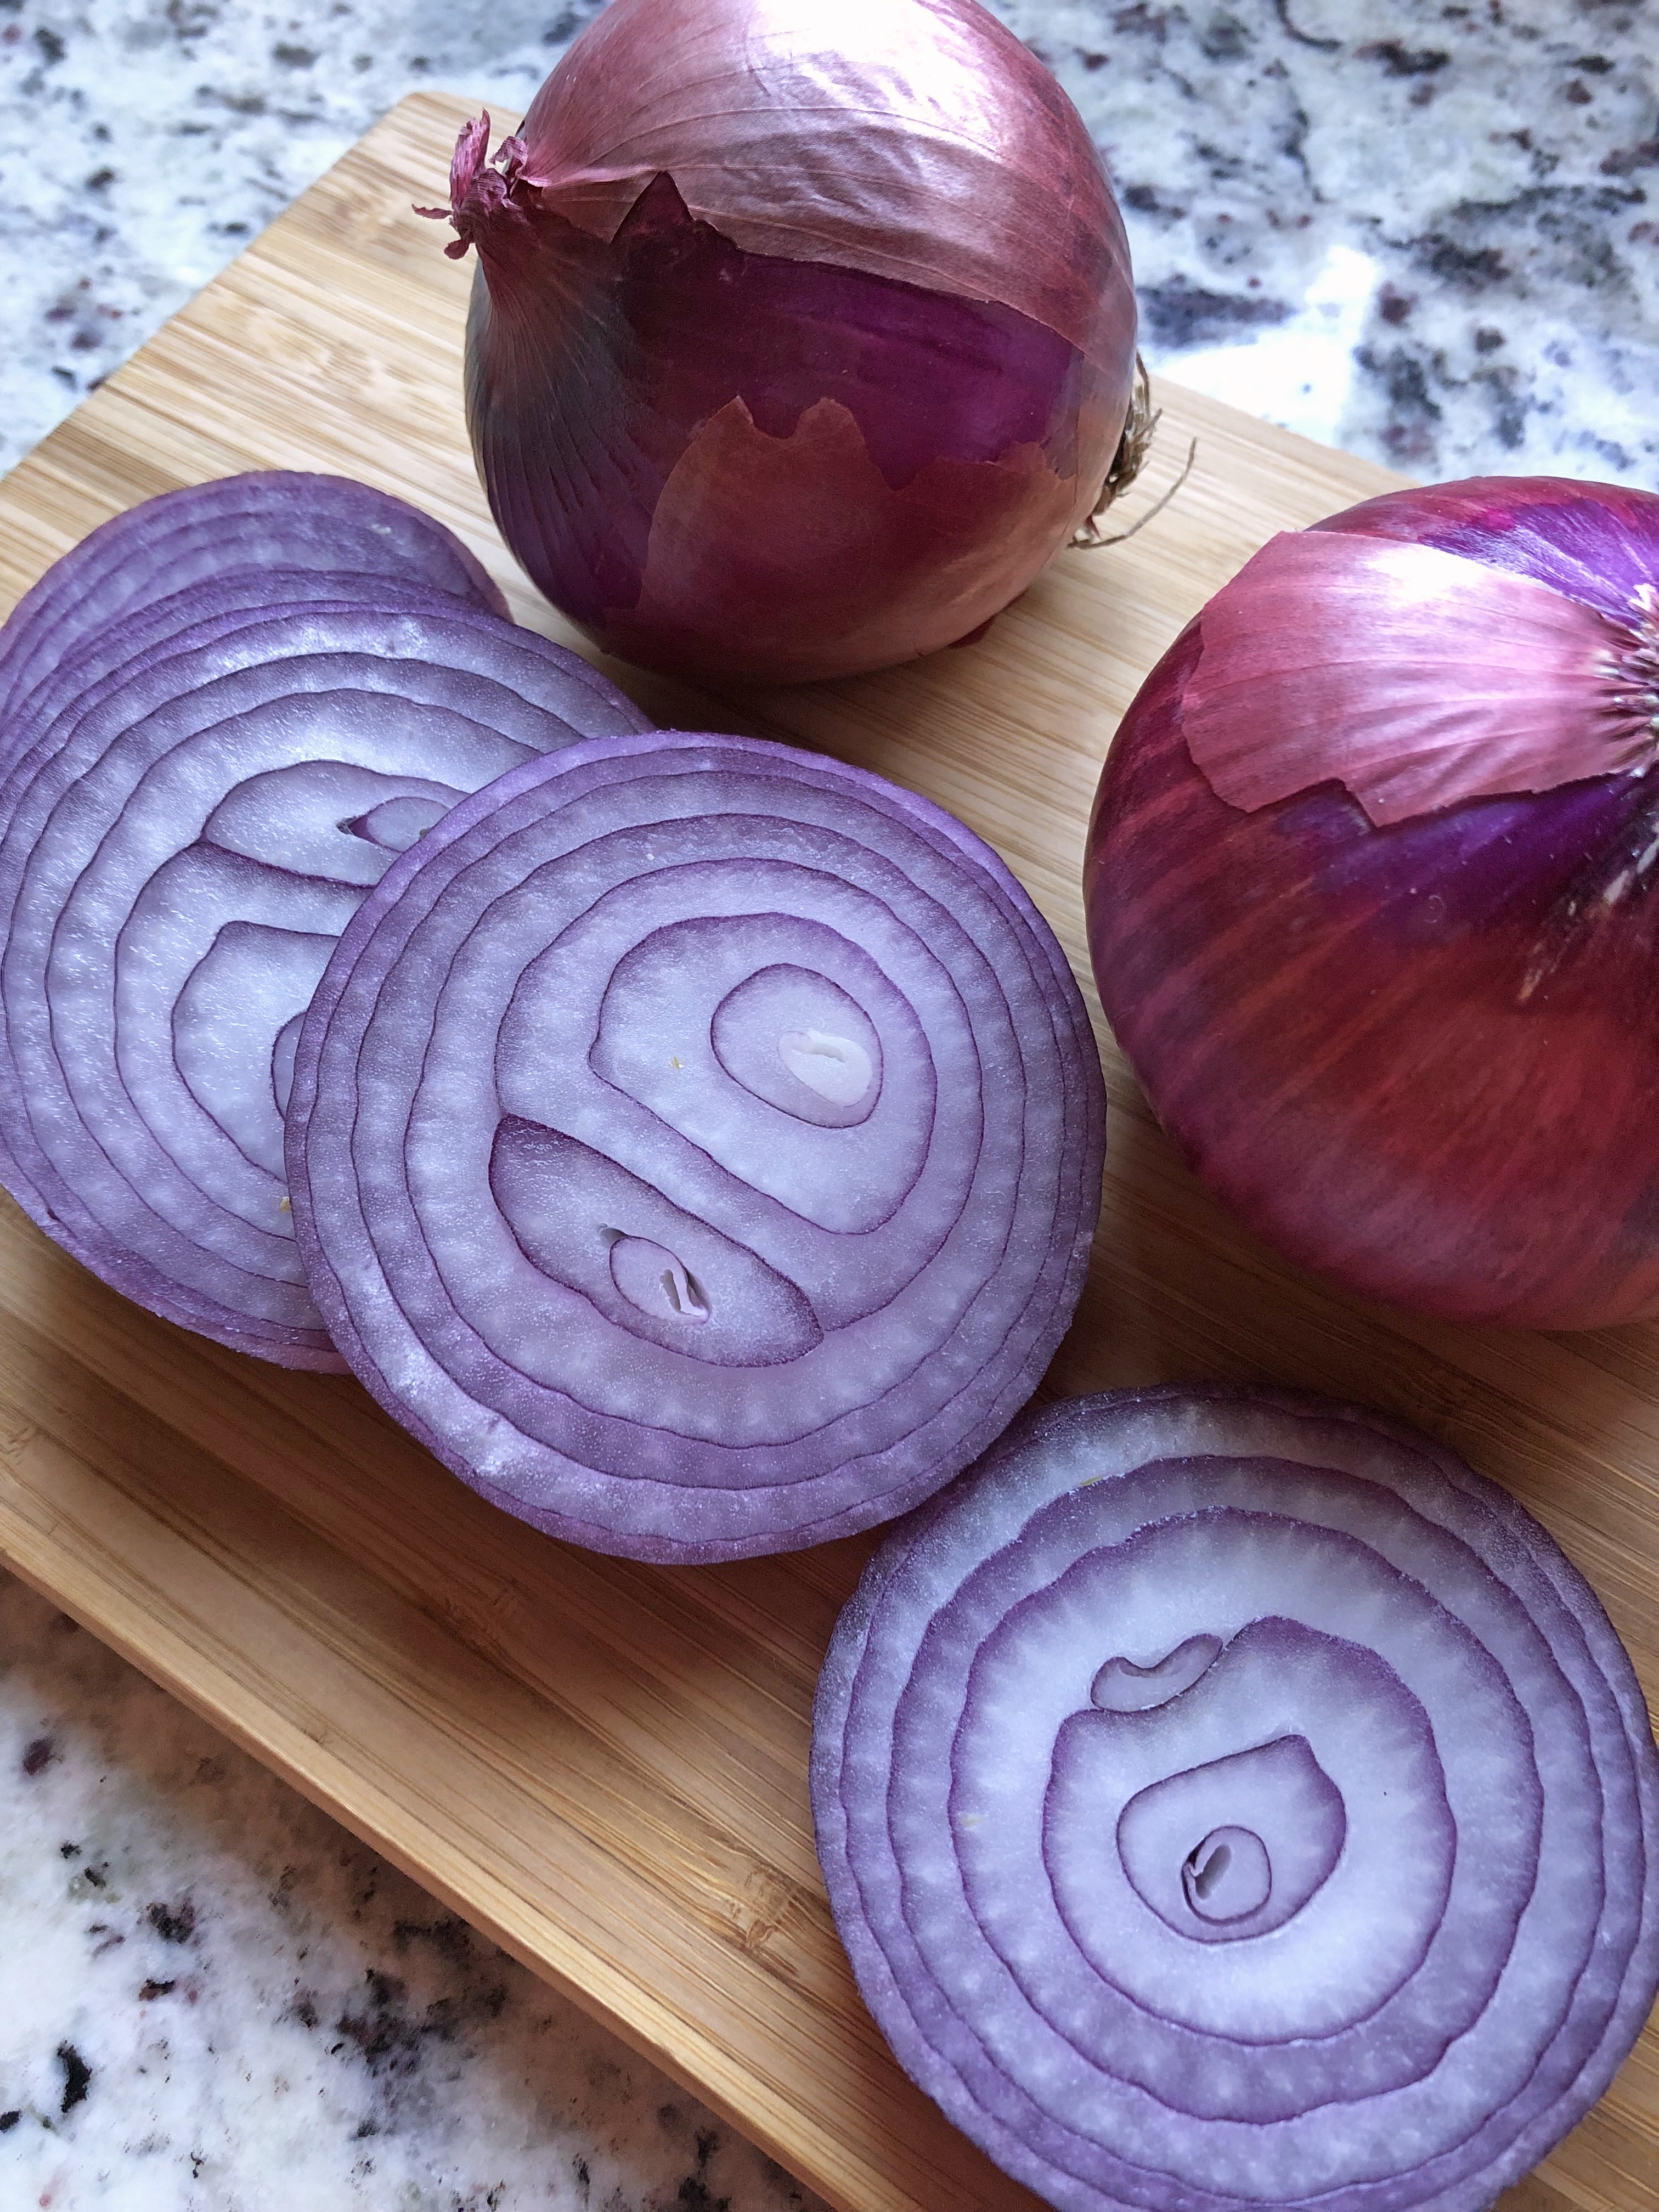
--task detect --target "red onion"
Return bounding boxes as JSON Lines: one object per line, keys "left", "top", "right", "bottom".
{"left": 0, "top": 594, "right": 651, "bottom": 1367}
{"left": 286, "top": 730, "right": 1104, "bottom": 1561}
{"left": 1085, "top": 476, "right": 1659, "bottom": 1329}
{"left": 423, "top": 0, "right": 1138, "bottom": 682}
{"left": 812, "top": 1385, "right": 1659, "bottom": 2212}
{"left": 0, "top": 472, "right": 507, "bottom": 735}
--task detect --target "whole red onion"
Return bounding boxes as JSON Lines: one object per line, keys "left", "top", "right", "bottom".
{"left": 423, "top": 0, "right": 1138, "bottom": 682}
{"left": 1085, "top": 476, "right": 1659, "bottom": 1330}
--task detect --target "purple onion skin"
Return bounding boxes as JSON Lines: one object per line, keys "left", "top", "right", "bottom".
{"left": 1086, "top": 477, "right": 1659, "bottom": 1331}
{"left": 1318, "top": 475, "right": 1659, "bottom": 627}
{"left": 465, "top": 176, "right": 1128, "bottom": 682}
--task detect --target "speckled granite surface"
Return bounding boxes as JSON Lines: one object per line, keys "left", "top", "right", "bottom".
{"left": 2, "top": 1572, "right": 830, "bottom": 2210}
{"left": 2, "top": 0, "right": 1655, "bottom": 482}
{"left": 2, "top": 2, "right": 1657, "bottom": 2205}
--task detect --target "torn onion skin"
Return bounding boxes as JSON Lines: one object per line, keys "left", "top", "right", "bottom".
{"left": 286, "top": 730, "right": 1105, "bottom": 1561}
{"left": 811, "top": 1384, "right": 1659, "bottom": 2212}
{"left": 1085, "top": 476, "right": 1659, "bottom": 1329}
{"left": 424, "top": 0, "right": 1137, "bottom": 682}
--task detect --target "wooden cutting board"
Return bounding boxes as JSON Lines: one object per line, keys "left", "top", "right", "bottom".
{"left": 0, "top": 90, "right": 1653, "bottom": 2212}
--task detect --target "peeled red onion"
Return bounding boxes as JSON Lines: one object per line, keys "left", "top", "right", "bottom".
{"left": 811, "top": 1384, "right": 1659, "bottom": 2212}
{"left": 0, "top": 595, "right": 650, "bottom": 1366}
{"left": 423, "top": 0, "right": 1138, "bottom": 681}
{"left": 0, "top": 472, "right": 507, "bottom": 733}
{"left": 286, "top": 729, "right": 1104, "bottom": 1561}
{"left": 1085, "top": 476, "right": 1659, "bottom": 1329}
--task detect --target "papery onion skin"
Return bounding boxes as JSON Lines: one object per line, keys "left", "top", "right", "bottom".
{"left": 1085, "top": 476, "right": 1659, "bottom": 1329}
{"left": 0, "top": 597, "right": 651, "bottom": 1368}
{"left": 286, "top": 729, "right": 1104, "bottom": 1561}
{"left": 811, "top": 1384, "right": 1659, "bottom": 2212}
{"left": 435, "top": 0, "right": 1137, "bottom": 682}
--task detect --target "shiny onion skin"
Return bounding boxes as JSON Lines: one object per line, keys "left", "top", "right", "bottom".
{"left": 286, "top": 730, "right": 1104, "bottom": 1562}
{"left": 1086, "top": 477, "right": 1659, "bottom": 1329}
{"left": 0, "top": 596, "right": 650, "bottom": 1367}
{"left": 811, "top": 1385, "right": 1659, "bottom": 2212}
{"left": 428, "top": 0, "right": 1137, "bottom": 682}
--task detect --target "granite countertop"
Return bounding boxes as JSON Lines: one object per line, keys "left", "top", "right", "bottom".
{"left": 2, "top": 2, "right": 1657, "bottom": 2207}
{"left": 4, "top": 0, "right": 1655, "bottom": 482}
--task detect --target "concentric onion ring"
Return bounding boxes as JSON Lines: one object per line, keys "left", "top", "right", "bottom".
{"left": 286, "top": 730, "right": 1104, "bottom": 1561}
{"left": 0, "top": 600, "right": 651, "bottom": 1366}
{"left": 0, "top": 472, "right": 507, "bottom": 732}
{"left": 812, "top": 1386, "right": 1659, "bottom": 2212}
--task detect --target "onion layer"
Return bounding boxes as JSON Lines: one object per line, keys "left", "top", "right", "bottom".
{"left": 0, "top": 472, "right": 507, "bottom": 735}
{"left": 430, "top": 0, "right": 1137, "bottom": 680}
{"left": 0, "top": 597, "right": 650, "bottom": 1366}
{"left": 812, "top": 1385, "right": 1659, "bottom": 2212}
{"left": 286, "top": 730, "right": 1104, "bottom": 1560}
{"left": 1086, "top": 476, "right": 1659, "bottom": 1328}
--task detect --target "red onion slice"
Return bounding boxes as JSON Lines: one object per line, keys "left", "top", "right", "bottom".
{"left": 1, "top": 569, "right": 486, "bottom": 792}
{"left": 811, "top": 1387, "right": 1659, "bottom": 2212}
{"left": 286, "top": 730, "right": 1104, "bottom": 1561}
{"left": 0, "top": 601, "right": 652, "bottom": 1367}
{"left": 0, "top": 473, "right": 508, "bottom": 731}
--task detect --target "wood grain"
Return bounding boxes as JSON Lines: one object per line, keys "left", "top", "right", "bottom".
{"left": 1, "top": 89, "right": 1655, "bottom": 2212}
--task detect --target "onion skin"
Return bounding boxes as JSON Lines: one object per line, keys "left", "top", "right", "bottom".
{"left": 1086, "top": 477, "right": 1659, "bottom": 1330}
{"left": 437, "top": 0, "right": 1136, "bottom": 681}
{"left": 811, "top": 1385, "right": 1659, "bottom": 2212}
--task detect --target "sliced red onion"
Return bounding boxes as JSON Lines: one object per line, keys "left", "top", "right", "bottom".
{"left": 2, "top": 568, "right": 481, "bottom": 788}
{"left": 0, "top": 472, "right": 508, "bottom": 733}
{"left": 0, "top": 600, "right": 651, "bottom": 1367}
{"left": 1086, "top": 475, "right": 1659, "bottom": 1329}
{"left": 434, "top": 0, "right": 1137, "bottom": 680}
{"left": 811, "top": 1386, "right": 1659, "bottom": 2212}
{"left": 286, "top": 731, "right": 1104, "bottom": 1560}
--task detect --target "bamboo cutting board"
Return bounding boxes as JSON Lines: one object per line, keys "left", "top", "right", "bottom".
{"left": 0, "top": 91, "right": 1654, "bottom": 2212}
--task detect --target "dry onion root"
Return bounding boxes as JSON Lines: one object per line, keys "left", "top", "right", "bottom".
{"left": 812, "top": 1385, "right": 1659, "bottom": 2212}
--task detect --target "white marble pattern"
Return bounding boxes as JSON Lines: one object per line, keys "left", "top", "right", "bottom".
{"left": 1017, "top": 0, "right": 1659, "bottom": 479}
